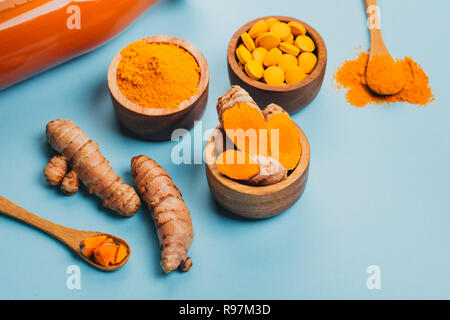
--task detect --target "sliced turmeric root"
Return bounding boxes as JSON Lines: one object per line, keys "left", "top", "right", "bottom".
{"left": 93, "top": 242, "right": 118, "bottom": 268}
{"left": 216, "top": 150, "right": 287, "bottom": 185}
{"left": 217, "top": 86, "right": 269, "bottom": 156}
{"left": 263, "top": 104, "right": 302, "bottom": 170}
{"left": 81, "top": 235, "right": 107, "bottom": 257}
{"left": 216, "top": 150, "right": 260, "bottom": 181}
{"left": 115, "top": 244, "right": 128, "bottom": 264}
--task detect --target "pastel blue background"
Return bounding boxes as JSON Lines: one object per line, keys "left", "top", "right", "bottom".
{"left": 0, "top": 0, "right": 449, "bottom": 299}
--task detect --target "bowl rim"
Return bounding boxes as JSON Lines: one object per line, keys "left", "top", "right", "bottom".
{"left": 107, "top": 35, "right": 210, "bottom": 117}
{"left": 205, "top": 124, "right": 310, "bottom": 196}
{"left": 227, "top": 15, "right": 327, "bottom": 92}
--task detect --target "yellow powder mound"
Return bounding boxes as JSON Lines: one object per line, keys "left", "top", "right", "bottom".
{"left": 117, "top": 41, "right": 200, "bottom": 109}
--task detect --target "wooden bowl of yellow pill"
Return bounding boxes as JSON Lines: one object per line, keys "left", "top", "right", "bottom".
{"left": 205, "top": 125, "right": 310, "bottom": 219}
{"left": 108, "top": 35, "right": 210, "bottom": 141}
{"left": 227, "top": 16, "right": 327, "bottom": 114}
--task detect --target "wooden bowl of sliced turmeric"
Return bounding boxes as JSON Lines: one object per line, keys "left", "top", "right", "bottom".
{"left": 227, "top": 16, "right": 327, "bottom": 114}
{"left": 205, "top": 124, "right": 310, "bottom": 219}
{"left": 108, "top": 36, "right": 209, "bottom": 141}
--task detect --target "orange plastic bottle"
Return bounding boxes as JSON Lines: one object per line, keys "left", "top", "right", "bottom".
{"left": 0, "top": 0, "right": 158, "bottom": 90}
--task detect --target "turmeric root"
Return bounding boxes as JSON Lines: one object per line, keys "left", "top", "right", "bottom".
{"left": 216, "top": 150, "right": 287, "bottom": 185}
{"left": 44, "top": 155, "right": 80, "bottom": 195}
{"left": 216, "top": 86, "right": 269, "bottom": 156}
{"left": 263, "top": 103, "right": 302, "bottom": 170}
{"left": 214, "top": 87, "right": 295, "bottom": 186}
{"left": 44, "top": 155, "right": 67, "bottom": 185}
{"left": 61, "top": 170, "right": 80, "bottom": 195}
{"left": 131, "top": 155, "right": 193, "bottom": 274}
{"left": 247, "top": 154, "right": 287, "bottom": 186}
{"left": 46, "top": 119, "right": 140, "bottom": 216}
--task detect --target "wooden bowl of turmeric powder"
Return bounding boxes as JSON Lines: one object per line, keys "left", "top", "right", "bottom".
{"left": 108, "top": 36, "right": 209, "bottom": 140}
{"left": 204, "top": 125, "right": 310, "bottom": 219}
{"left": 227, "top": 16, "right": 327, "bottom": 114}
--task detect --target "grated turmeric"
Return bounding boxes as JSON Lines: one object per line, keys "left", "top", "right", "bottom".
{"left": 335, "top": 52, "right": 434, "bottom": 107}
{"left": 81, "top": 235, "right": 128, "bottom": 267}
{"left": 116, "top": 41, "right": 200, "bottom": 109}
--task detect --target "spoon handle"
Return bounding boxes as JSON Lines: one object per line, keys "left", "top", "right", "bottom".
{"left": 364, "top": 0, "right": 389, "bottom": 57}
{"left": 365, "top": 0, "right": 380, "bottom": 30}
{"left": 365, "top": 0, "right": 377, "bottom": 8}
{"left": 0, "top": 195, "right": 76, "bottom": 244}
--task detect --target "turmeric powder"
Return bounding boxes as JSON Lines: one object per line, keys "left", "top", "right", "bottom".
{"left": 335, "top": 52, "right": 433, "bottom": 107}
{"left": 365, "top": 55, "right": 405, "bottom": 95}
{"left": 116, "top": 41, "right": 200, "bottom": 109}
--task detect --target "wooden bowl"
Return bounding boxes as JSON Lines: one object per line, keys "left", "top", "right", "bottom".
{"left": 227, "top": 16, "right": 327, "bottom": 114}
{"left": 108, "top": 36, "right": 209, "bottom": 141}
{"left": 205, "top": 125, "right": 310, "bottom": 219}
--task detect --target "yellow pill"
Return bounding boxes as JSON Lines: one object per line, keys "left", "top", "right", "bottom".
{"left": 241, "top": 32, "right": 255, "bottom": 52}
{"left": 245, "top": 60, "right": 264, "bottom": 80}
{"left": 285, "top": 66, "right": 307, "bottom": 84}
{"left": 265, "top": 18, "right": 280, "bottom": 29}
{"left": 236, "top": 45, "right": 252, "bottom": 64}
{"left": 255, "top": 32, "right": 280, "bottom": 50}
{"left": 277, "top": 53, "right": 298, "bottom": 71}
{"left": 263, "top": 47, "right": 282, "bottom": 67}
{"left": 279, "top": 42, "right": 300, "bottom": 56}
{"left": 270, "top": 22, "right": 291, "bottom": 41}
{"left": 248, "top": 20, "right": 269, "bottom": 39}
{"left": 288, "top": 21, "right": 306, "bottom": 36}
{"left": 285, "top": 33, "right": 294, "bottom": 44}
{"left": 295, "top": 35, "right": 315, "bottom": 52}
{"left": 298, "top": 52, "right": 318, "bottom": 73}
{"left": 264, "top": 66, "right": 285, "bottom": 86}
{"left": 252, "top": 47, "right": 268, "bottom": 64}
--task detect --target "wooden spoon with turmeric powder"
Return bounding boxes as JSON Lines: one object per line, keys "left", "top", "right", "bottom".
{"left": 0, "top": 195, "right": 130, "bottom": 271}
{"left": 364, "top": 0, "right": 405, "bottom": 95}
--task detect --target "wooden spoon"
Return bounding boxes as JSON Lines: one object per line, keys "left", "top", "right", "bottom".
{"left": 0, "top": 195, "right": 130, "bottom": 271}
{"left": 364, "top": 0, "right": 405, "bottom": 95}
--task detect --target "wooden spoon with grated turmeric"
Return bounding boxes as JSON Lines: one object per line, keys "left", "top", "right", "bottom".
{"left": 0, "top": 195, "right": 130, "bottom": 271}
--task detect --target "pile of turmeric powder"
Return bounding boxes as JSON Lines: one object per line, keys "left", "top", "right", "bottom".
{"left": 117, "top": 41, "right": 200, "bottom": 109}
{"left": 335, "top": 52, "right": 433, "bottom": 107}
